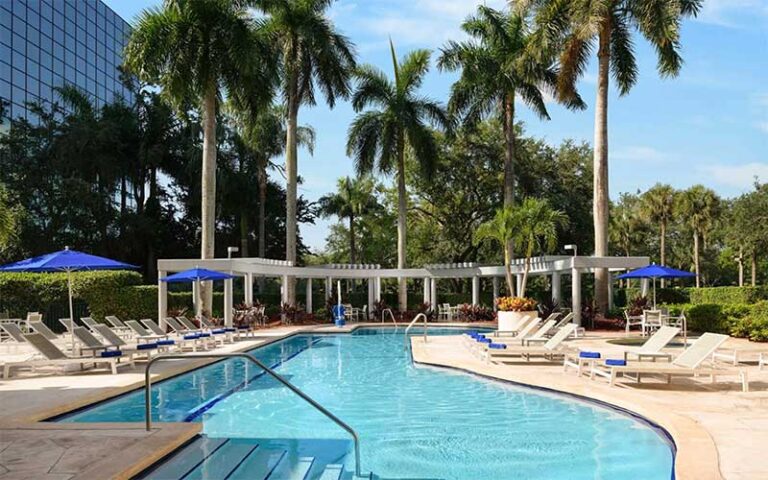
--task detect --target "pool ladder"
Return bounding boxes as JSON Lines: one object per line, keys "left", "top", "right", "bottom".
{"left": 403, "top": 313, "right": 428, "bottom": 350}
{"left": 381, "top": 308, "right": 397, "bottom": 327}
{"left": 143, "top": 353, "right": 363, "bottom": 478}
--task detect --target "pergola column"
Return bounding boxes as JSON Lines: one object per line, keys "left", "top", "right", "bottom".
{"left": 516, "top": 274, "right": 523, "bottom": 297}
{"left": 430, "top": 278, "right": 437, "bottom": 307}
{"left": 368, "top": 278, "right": 375, "bottom": 318}
{"left": 607, "top": 274, "right": 614, "bottom": 310}
{"left": 192, "top": 280, "right": 202, "bottom": 317}
{"left": 551, "top": 272, "right": 562, "bottom": 305}
{"left": 224, "top": 277, "right": 233, "bottom": 327}
{"left": 472, "top": 276, "right": 480, "bottom": 306}
{"left": 641, "top": 278, "right": 649, "bottom": 298}
{"left": 306, "top": 278, "right": 313, "bottom": 313}
{"left": 244, "top": 273, "right": 253, "bottom": 305}
{"left": 572, "top": 268, "right": 582, "bottom": 326}
{"left": 325, "top": 277, "right": 332, "bottom": 302}
{"left": 281, "top": 275, "right": 289, "bottom": 304}
{"left": 158, "top": 270, "right": 167, "bottom": 329}
{"left": 375, "top": 277, "right": 382, "bottom": 302}
{"left": 423, "top": 278, "right": 431, "bottom": 305}
{"left": 492, "top": 277, "right": 499, "bottom": 311}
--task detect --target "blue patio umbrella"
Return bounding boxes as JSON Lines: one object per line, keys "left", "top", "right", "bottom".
{"left": 160, "top": 268, "right": 235, "bottom": 316}
{"left": 0, "top": 247, "right": 138, "bottom": 350}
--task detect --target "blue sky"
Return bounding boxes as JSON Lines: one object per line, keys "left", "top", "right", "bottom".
{"left": 105, "top": 0, "right": 768, "bottom": 252}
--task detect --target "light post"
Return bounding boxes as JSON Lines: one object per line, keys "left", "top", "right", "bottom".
{"left": 227, "top": 246, "right": 239, "bottom": 259}
{"left": 564, "top": 244, "right": 577, "bottom": 257}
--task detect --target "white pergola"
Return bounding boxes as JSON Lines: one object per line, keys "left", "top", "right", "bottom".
{"left": 157, "top": 255, "right": 650, "bottom": 328}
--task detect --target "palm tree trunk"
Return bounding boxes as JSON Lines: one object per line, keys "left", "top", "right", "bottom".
{"left": 593, "top": 20, "right": 611, "bottom": 313}
{"left": 738, "top": 246, "right": 744, "bottom": 287}
{"left": 503, "top": 248, "right": 514, "bottom": 296}
{"left": 284, "top": 80, "right": 299, "bottom": 306}
{"left": 503, "top": 92, "right": 516, "bottom": 296}
{"left": 660, "top": 220, "right": 666, "bottom": 288}
{"left": 396, "top": 134, "right": 408, "bottom": 312}
{"left": 240, "top": 210, "right": 249, "bottom": 257}
{"left": 693, "top": 231, "right": 700, "bottom": 288}
{"left": 257, "top": 171, "right": 267, "bottom": 293}
{"left": 200, "top": 88, "right": 217, "bottom": 314}
{"left": 349, "top": 213, "right": 356, "bottom": 265}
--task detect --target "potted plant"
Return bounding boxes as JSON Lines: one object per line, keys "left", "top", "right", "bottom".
{"left": 496, "top": 296, "right": 538, "bottom": 330}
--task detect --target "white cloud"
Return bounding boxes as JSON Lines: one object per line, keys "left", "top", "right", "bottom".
{"left": 612, "top": 146, "right": 670, "bottom": 163}
{"left": 699, "top": 163, "right": 768, "bottom": 189}
{"left": 757, "top": 122, "right": 768, "bottom": 134}
{"left": 695, "top": 0, "right": 768, "bottom": 28}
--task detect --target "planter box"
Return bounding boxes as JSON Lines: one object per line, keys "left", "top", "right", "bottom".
{"left": 497, "top": 310, "right": 537, "bottom": 332}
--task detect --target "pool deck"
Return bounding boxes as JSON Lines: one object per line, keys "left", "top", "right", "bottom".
{"left": 410, "top": 333, "right": 768, "bottom": 480}
{"left": 0, "top": 323, "right": 765, "bottom": 479}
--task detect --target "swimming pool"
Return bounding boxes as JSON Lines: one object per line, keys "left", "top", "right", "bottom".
{"left": 59, "top": 328, "right": 674, "bottom": 479}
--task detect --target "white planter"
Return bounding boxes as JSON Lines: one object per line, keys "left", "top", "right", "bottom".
{"left": 497, "top": 310, "right": 537, "bottom": 332}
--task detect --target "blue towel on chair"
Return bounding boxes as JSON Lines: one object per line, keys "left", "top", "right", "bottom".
{"left": 137, "top": 343, "right": 157, "bottom": 350}
{"left": 198, "top": 332, "right": 211, "bottom": 337}
{"left": 605, "top": 359, "right": 626, "bottom": 366}
{"left": 157, "top": 340, "right": 175, "bottom": 346}
{"left": 224, "top": 328, "right": 236, "bottom": 332}
{"left": 100, "top": 350, "right": 122, "bottom": 358}
{"left": 579, "top": 351, "right": 601, "bottom": 359}
{"left": 184, "top": 334, "right": 200, "bottom": 340}
{"left": 477, "top": 337, "right": 492, "bottom": 344}
{"left": 211, "top": 329, "right": 225, "bottom": 334}
{"left": 489, "top": 343, "right": 506, "bottom": 349}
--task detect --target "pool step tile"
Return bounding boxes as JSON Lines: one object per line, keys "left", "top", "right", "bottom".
{"left": 228, "top": 448, "right": 287, "bottom": 480}
{"left": 183, "top": 440, "right": 259, "bottom": 479}
{"left": 317, "top": 464, "right": 343, "bottom": 480}
{"left": 142, "top": 437, "right": 228, "bottom": 480}
{"left": 267, "top": 455, "right": 315, "bottom": 480}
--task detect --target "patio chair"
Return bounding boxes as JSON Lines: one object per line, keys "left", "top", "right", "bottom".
{"left": 643, "top": 310, "right": 663, "bottom": 336}
{"left": 623, "top": 310, "right": 643, "bottom": 334}
{"left": 3, "top": 333, "right": 134, "bottom": 378}
{"left": 438, "top": 304, "right": 452, "bottom": 321}
{"left": 482, "top": 324, "right": 577, "bottom": 364}
{"left": 590, "top": 333, "right": 747, "bottom": 391}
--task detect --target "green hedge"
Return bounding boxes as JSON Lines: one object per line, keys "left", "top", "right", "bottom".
{"left": 689, "top": 286, "right": 768, "bottom": 305}
{"left": 664, "top": 302, "right": 765, "bottom": 340}
{"left": 614, "top": 288, "right": 690, "bottom": 307}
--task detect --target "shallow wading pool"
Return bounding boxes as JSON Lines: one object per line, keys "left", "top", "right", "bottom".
{"left": 58, "top": 328, "right": 674, "bottom": 479}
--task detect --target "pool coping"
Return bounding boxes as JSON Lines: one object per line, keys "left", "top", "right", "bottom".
{"left": 409, "top": 336, "right": 723, "bottom": 480}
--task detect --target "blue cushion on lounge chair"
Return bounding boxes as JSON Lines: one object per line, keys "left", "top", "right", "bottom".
{"left": 477, "top": 338, "right": 492, "bottom": 344}
{"left": 579, "top": 351, "right": 601, "bottom": 359}
{"left": 224, "top": 328, "right": 236, "bottom": 332}
{"left": 184, "top": 334, "right": 200, "bottom": 340}
{"left": 238, "top": 326, "right": 250, "bottom": 330}
{"left": 198, "top": 332, "right": 211, "bottom": 337}
{"left": 605, "top": 359, "right": 626, "bottom": 366}
{"left": 489, "top": 343, "right": 506, "bottom": 349}
{"left": 100, "top": 350, "right": 122, "bottom": 358}
{"left": 466, "top": 330, "right": 478, "bottom": 336}
{"left": 137, "top": 343, "right": 157, "bottom": 350}
{"left": 157, "top": 340, "right": 175, "bottom": 346}
{"left": 211, "top": 329, "right": 225, "bottom": 334}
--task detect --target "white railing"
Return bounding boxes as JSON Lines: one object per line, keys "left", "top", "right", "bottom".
{"left": 403, "top": 313, "right": 428, "bottom": 350}
{"left": 381, "top": 308, "right": 397, "bottom": 327}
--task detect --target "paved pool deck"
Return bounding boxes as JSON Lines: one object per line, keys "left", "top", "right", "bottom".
{"left": 0, "top": 323, "right": 764, "bottom": 479}
{"left": 410, "top": 333, "right": 768, "bottom": 480}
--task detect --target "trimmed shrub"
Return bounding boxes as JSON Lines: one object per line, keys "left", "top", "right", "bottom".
{"left": 730, "top": 301, "right": 768, "bottom": 342}
{"left": 662, "top": 303, "right": 728, "bottom": 334}
{"left": 615, "top": 288, "right": 690, "bottom": 307}
{"left": 689, "top": 286, "right": 768, "bottom": 305}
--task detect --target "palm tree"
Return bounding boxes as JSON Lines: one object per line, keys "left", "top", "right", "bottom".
{"left": 125, "top": 0, "right": 276, "bottom": 312}
{"left": 678, "top": 185, "right": 721, "bottom": 287}
{"left": 514, "top": 198, "right": 569, "bottom": 297}
{"left": 264, "top": 0, "right": 356, "bottom": 304}
{"left": 318, "top": 176, "right": 379, "bottom": 265}
{"left": 520, "top": 0, "right": 702, "bottom": 311}
{"left": 347, "top": 41, "right": 451, "bottom": 311}
{"left": 640, "top": 183, "right": 676, "bottom": 285}
{"left": 438, "top": 6, "right": 584, "bottom": 210}
{"left": 474, "top": 207, "right": 519, "bottom": 295}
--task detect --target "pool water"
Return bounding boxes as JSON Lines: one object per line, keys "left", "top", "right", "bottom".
{"left": 60, "top": 328, "right": 674, "bottom": 479}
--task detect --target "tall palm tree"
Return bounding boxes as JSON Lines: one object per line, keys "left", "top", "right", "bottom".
{"left": 678, "top": 185, "right": 720, "bottom": 287}
{"left": 347, "top": 41, "right": 450, "bottom": 311}
{"left": 438, "top": 6, "right": 584, "bottom": 210}
{"left": 318, "top": 176, "right": 379, "bottom": 265}
{"left": 264, "top": 0, "right": 356, "bottom": 304}
{"left": 125, "top": 0, "right": 277, "bottom": 312}
{"left": 474, "top": 207, "right": 519, "bottom": 296}
{"left": 640, "top": 183, "right": 676, "bottom": 285}
{"left": 520, "top": 0, "right": 702, "bottom": 311}
{"left": 514, "top": 197, "right": 569, "bottom": 297}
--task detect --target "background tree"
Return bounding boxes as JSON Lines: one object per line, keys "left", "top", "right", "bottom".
{"left": 513, "top": 197, "right": 569, "bottom": 296}
{"left": 347, "top": 41, "right": 450, "bottom": 311}
{"left": 265, "top": 0, "right": 356, "bottom": 304}
{"left": 640, "top": 183, "right": 676, "bottom": 285}
{"left": 318, "top": 176, "right": 379, "bottom": 264}
{"left": 678, "top": 185, "right": 721, "bottom": 287}
{"left": 521, "top": 0, "right": 703, "bottom": 311}
{"left": 125, "top": 0, "right": 277, "bottom": 311}
{"left": 728, "top": 183, "right": 768, "bottom": 286}
{"left": 474, "top": 207, "right": 519, "bottom": 295}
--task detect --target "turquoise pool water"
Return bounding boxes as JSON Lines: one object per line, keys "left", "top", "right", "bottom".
{"left": 60, "top": 328, "right": 674, "bottom": 479}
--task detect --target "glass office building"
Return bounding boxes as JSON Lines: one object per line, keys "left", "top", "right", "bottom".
{"left": 0, "top": 0, "right": 133, "bottom": 124}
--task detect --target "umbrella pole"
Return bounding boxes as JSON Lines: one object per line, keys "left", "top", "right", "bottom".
{"left": 653, "top": 278, "right": 657, "bottom": 309}
{"left": 67, "top": 269, "right": 75, "bottom": 353}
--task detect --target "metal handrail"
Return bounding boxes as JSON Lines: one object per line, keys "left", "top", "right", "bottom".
{"left": 381, "top": 308, "right": 397, "bottom": 327}
{"left": 144, "top": 353, "right": 362, "bottom": 477}
{"left": 403, "top": 313, "right": 428, "bottom": 350}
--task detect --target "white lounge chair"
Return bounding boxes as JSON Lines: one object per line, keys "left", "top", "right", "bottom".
{"left": 3, "top": 333, "right": 134, "bottom": 378}
{"left": 623, "top": 326, "right": 680, "bottom": 361}
{"left": 92, "top": 323, "right": 176, "bottom": 357}
{"left": 125, "top": 320, "right": 169, "bottom": 343}
{"left": 486, "top": 314, "right": 537, "bottom": 338}
{"left": 0, "top": 323, "right": 28, "bottom": 343}
{"left": 590, "top": 333, "right": 748, "bottom": 391}
{"left": 483, "top": 324, "right": 577, "bottom": 364}
{"left": 145, "top": 319, "right": 209, "bottom": 352}
{"left": 176, "top": 316, "right": 229, "bottom": 344}
{"left": 72, "top": 326, "right": 155, "bottom": 362}
{"left": 465, "top": 318, "right": 542, "bottom": 352}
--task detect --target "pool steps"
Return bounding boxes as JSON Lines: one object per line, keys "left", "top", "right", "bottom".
{"left": 141, "top": 436, "right": 370, "bottom": 480}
